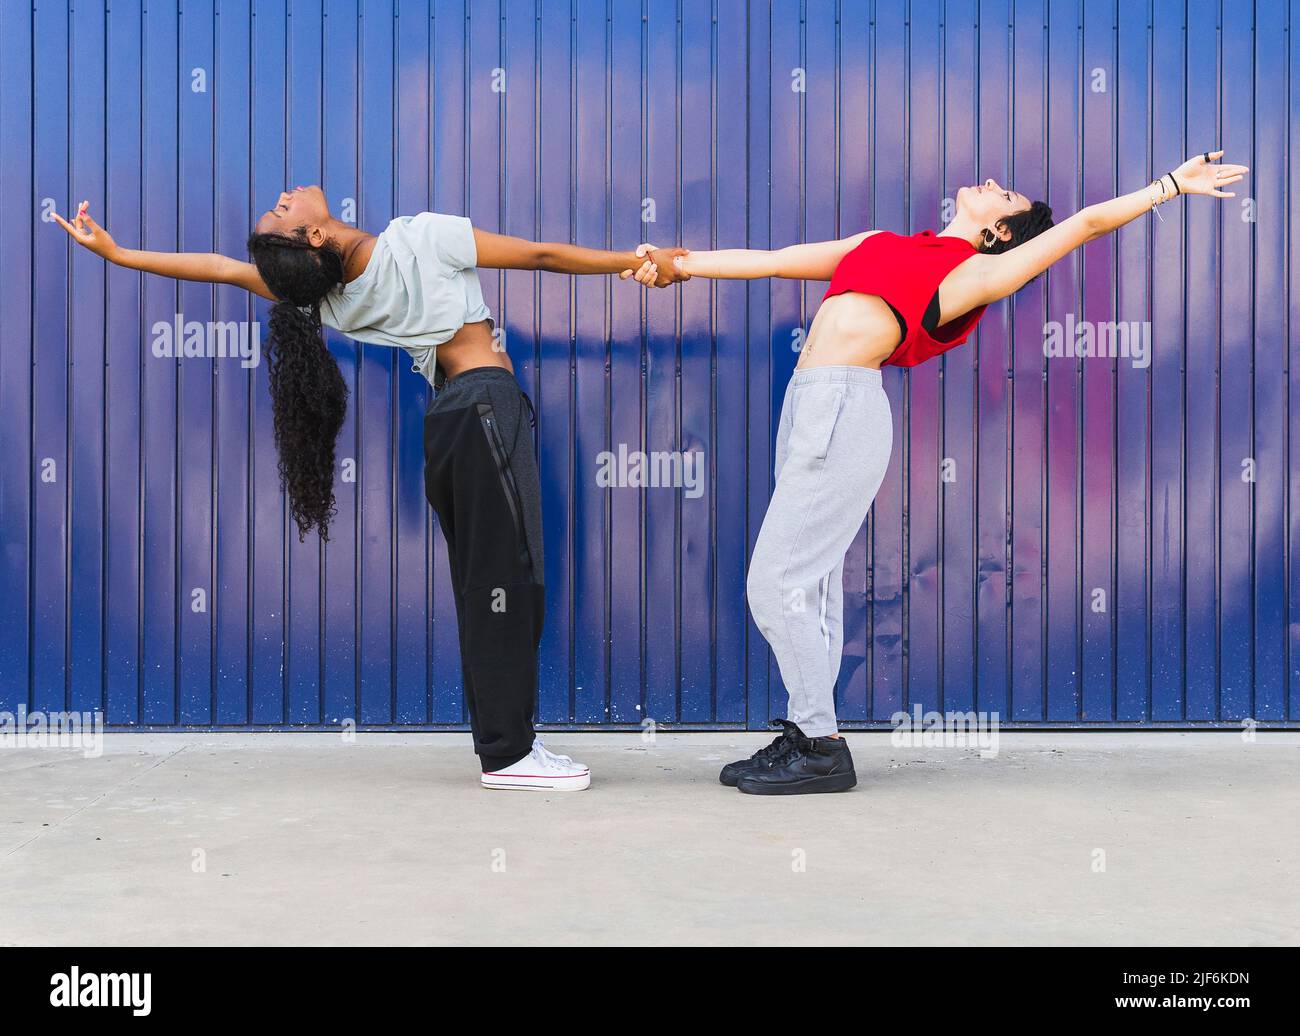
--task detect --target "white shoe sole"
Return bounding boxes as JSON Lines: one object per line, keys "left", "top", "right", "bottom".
{"left": 480, "top": 770, "right": 591, "bottom": 792}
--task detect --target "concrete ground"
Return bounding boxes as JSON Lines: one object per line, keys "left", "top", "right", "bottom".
{"left": 0, "top": 731, "right": 1296, "bottom": 946}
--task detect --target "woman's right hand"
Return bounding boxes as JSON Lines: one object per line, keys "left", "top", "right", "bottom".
{"left": 52, "top": 200, "right": 119, "bottom": 260}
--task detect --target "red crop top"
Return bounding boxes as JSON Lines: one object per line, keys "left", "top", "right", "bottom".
{"left": 823, "top": 229, "right": 987, "bottom": 367}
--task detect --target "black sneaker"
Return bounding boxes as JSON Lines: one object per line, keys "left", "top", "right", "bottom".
{"left": 718, "top": 719, "right": 803, "bottom": 786}
{"left": 735, "top": 732, "right": 857, "bottom": 795}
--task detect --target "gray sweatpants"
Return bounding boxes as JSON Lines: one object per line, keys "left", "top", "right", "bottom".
{"left": 746, "top": 366, "right": 893, "bottom": 737}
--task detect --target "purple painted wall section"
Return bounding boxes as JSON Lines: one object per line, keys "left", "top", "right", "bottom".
{"left": 0, "top": 0, "right": 1293, "bottom": 729}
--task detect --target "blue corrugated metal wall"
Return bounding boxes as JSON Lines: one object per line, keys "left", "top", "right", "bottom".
{"left": 0, "top": 0, "right": 1293, "bottom": 729}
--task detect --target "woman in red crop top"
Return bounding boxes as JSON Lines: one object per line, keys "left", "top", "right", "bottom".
{"left": 627, "top": 152, "right": 1248, "bottom": 795}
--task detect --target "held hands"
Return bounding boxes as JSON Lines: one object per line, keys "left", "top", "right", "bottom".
{"left": 51, "top": 200, "right": 119, "bottom": 259}
{"left": 619, "top": 243, "right": 691, "bottom": 288}
{"left": 1171, "top": 150, "right": 1249, "bottom": 197}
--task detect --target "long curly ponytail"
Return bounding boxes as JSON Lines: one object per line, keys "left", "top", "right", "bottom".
{"left": 246, "top": 228, "right": 348, "bottom": 541}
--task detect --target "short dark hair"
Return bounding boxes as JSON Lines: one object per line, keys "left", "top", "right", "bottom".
{"left": 979, "top": 199, "right": 1054, "bottom": 255}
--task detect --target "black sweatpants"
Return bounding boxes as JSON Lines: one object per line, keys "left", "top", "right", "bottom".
{"left": 424, "top": 366, "right": 545, "bottom": 772}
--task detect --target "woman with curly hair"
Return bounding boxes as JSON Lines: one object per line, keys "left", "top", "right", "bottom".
{"left": 54, "top": 187, "right": 685, "bottom": 792}
{"left": 640, "top": 151, "right": 1248, "bottom": 796}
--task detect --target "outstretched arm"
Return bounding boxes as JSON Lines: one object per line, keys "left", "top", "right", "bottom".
{"left": 648, "top": 231, "right": 877, "bottom": 283}
{"left": 473, "top": 228, "right": 687, "bottom": 286}
{"left": 53, "top": 201, "right": 276, "bottom": 300}
{"left": 975, "top": 150, "right": 1248, "bottom": 304}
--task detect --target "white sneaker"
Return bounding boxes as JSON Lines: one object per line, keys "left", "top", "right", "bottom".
{"left": 480, "top": 738, "right": 591, "bottom": 792}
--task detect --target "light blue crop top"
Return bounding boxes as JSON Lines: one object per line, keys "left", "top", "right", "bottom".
{"left": 317, "top": 212, "right": 493, "bottom": 386}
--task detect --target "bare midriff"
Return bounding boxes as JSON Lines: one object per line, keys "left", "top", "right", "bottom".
{"left": 797, "top": 292, "right": 902, "bottom": 371}
{"left": 436, "top": 319, "right": 512, "bottom": 380}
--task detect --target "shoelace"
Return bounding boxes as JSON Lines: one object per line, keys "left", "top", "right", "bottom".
{"left": 754, "top": 720, "right": 800, "bottom": 761}
{"left": 531, "top": 738, "right": 575, "bottom": 768}
{"left": 767, "top": 723, "right": 816, "bottom": 766}
{"left": 768, "top": 737, "right": 806, "bottom": 766}
{"left": 755, "top": 734, "right": 790, "bottom": 761}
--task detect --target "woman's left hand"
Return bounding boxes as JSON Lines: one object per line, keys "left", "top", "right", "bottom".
{"left": 1172, "top": 150, "right": 1249, "bottom": 197}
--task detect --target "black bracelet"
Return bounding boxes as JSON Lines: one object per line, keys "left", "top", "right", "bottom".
{"left": 1167, "top": 172, "right": 1181, "bottom": 196}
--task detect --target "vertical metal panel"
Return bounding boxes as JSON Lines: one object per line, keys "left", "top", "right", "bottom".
{"left": 1150, "top": 0, "right": 1185, "bottom": 720}
{"left": 429, "top": 0, "right": 466, "bottom": 724}
{"left": 1113, "top": 0, "right": 1150, "bottom": 722}
{"left": 355, "top": 0, "right": 397, "bottom": 726}
{"left": 973, "top": 0, "right": 1013, "bottom": 720}
{"left": 743, "top": 1, "right": 774, "bottom": 729}
{"left": 905, "top": 0, "right": 945, "bottom": 719}
{"left": 766, "top": 0, "right": 803, "bottom": 725}
{"left": 212, "top": 1, "right": 252, "bottom": 725}
{"left": 104, "top": 2, "right": 146, "bottom": 724}
{"left": 642, "top": 0, "right": 678, "bottom": 725}
{"left": 604, "top": 1, "right": 641, "bottom": 722}
{"left": 286, "top": 0, "right": 325, "bottom": 724}
{"left": 1008, "top": 0, "right": 1046, "bottom": 721}
{"left": 938, "top": 0, "right": 979, "bottom": 722}
{"left": 140, "top": 3, "right": 181, "bottom": 725}
{"left": 0, "top": 0, "right": 1292, "bottom": 729}
{"left": 679, "top": 0, "right": 715, "bottom": 722}
{"left": 714, "top": 0, "right": 750, "bottom": 725}
{"left": 1079, "top": 0, "right": 1117, "bottom": 722}
{"left": 837, "top": 0, "right": 878, "bottom": 717}
{"left": 68, "top": 0, "right": 108, "bottom": 720}
{"left": 0, "top": 0, "right": 34, "bottom": 717}
{"left": 868, "top": 0, "right": 907, "bottom": 720}
{"left": 1255, "top": 0, "right": 1288, "bottom": 722}
{"left": 1218, "top": 0, "right": 1254, "bottom": 720}
{"left": 571, "top": 0, "right": 606, "bottom": 724}
{"left": 534, "top": 0, "right": 574, "bottom": 723}
{"left": 837, "top": 0, "right": 873, "bottom": 722}
{"left": 320, "top": 0, "right": 363, "bottom": 727}
{"left": 30, "top": 1, "right": 70, "bottom": 719}
{"left": 394, "top": 0, "right": 433, "bottom": 725}
{"left": 1290, "top": 0, "right": 1300, "bottom": 723}
{"left": 1185, "top": 1, "right": 1219, "bottom": 721}
{"left": 1043, "top": 0, "right": 1080, "bottom": 722}
{"left": 179, "top": 0, "right": 217, "bottom": 724}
